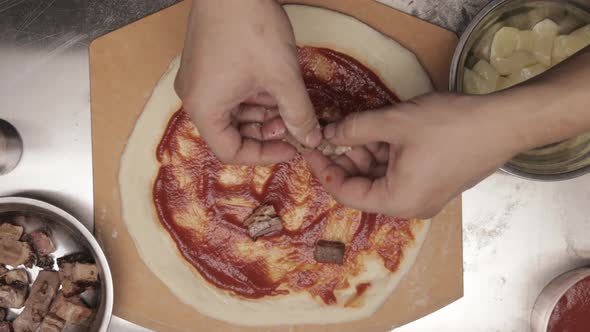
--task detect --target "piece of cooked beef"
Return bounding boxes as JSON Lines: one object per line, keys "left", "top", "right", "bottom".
{"left": 0, "top": 266, "right": 7, "bottom": 275}
{"left": 0, "top": 224, "right": 24, "bottom": 241}
{"left": 0, "top": 239, "right": 34, "bottom": 267}
{"left": 0, "top": 269, "right": 29, "bottom": 286}
{"left": 314, "top": 240, "right": 346, "bottom": 265}
{"left": 0, "top": 285, "right": 27, "bottom": 308}
{"left": 23, "top": 229, "right": 56, "bottom": 256}
{"left": 12, "top": 271, "right": 60, "bottom": 332}
{"left": 57, "top": 254, "right": 99, "bottom": 297}
{"left": 36, "top": 256, "right": 55, "bottom": 271}
{"left": 243, "top": 204, "right": 283, "bottom": 240}
{"left": 50, "top": 292, "right": 94, "bottom": 325}
{"left": 38, "top": 314, "right": 65, "bottom": 332}
{"left": 0, "top": 321, "right": 11, "bottom": 332}
{"left": 0, "top": 308, "right": 5, "bottom": 321}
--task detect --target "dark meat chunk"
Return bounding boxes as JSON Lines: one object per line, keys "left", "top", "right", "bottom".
{"left": 314, "top": 240, "right": 345, "bottom": 265}
{"left": 57, "top": 254, "right": 99, "bottom": 297}
{"left": 0, "top": 266, "right": 7, "bottom": 275}
{"left": 0, "top": 224, "right": 23, "bottom": 241}
{"left": 0, "top": 238, "right": 34, "bottom": 267}
{"left": 23, "top": 229, "right": 56, "bottom": 256}
{"left": 0, "top": 285, "right": 27, "bottom": 308}
{"left": 0, "top": 308, "right": 5, "bottom": 321}
{"left": 0, "top": 322, "right": 11, "bottom": 332}
{"left": 12, "top": 271, "right": 60, "bottom": 332}
{"left": 243, "top": 204, "right": 283, "bottom": 240}
{"left": 0, "top": 269, "right": 29, "bottom": 286}
{"left": 50, "top": 292, "right": 94, "bottom": 325}
{"left": 38, "top": 314, "right": 65, "bottom": 332}
{"left": 36, "top": 256, "right": 55, "bottom": 270}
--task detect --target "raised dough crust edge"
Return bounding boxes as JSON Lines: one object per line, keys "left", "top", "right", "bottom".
{"left": 119, "top": 6, "right": 432, "bottom": 326}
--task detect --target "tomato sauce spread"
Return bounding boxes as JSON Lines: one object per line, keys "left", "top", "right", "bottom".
{"left": 152, "top": 47, "right": 413, "bottom": 304}
{"left": 548, "top": 275, "right": 590, "bottom": 332}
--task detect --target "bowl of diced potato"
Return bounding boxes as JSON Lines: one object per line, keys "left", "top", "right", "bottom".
{"left": 451, "top": 0, "right": 590, "bottom": 180}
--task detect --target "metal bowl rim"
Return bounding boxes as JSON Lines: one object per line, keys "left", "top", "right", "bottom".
{"left": 450, "top": 0, "right": 590, "bottom": 181}
{"left": 0, "top": 196, "right": 113, "bottom": 332}
{"left": 530, "top": 267, "right": 590, "bottom": 332}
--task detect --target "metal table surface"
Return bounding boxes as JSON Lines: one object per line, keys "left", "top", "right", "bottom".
{"left": 1, "top": 0, "right": 589, "bottom": 331}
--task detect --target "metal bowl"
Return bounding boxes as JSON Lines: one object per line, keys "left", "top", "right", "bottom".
{"left": 0, "top": 119, "right": 23, "bottom": 176}
{"left": 0, "top": 196, "right": 113, "bottom": 332}
{"left": 450, "top": 0, "right": 590, "bottom": 181}
{"left": 531, "top": 267, "right": 590, "bottom": 332}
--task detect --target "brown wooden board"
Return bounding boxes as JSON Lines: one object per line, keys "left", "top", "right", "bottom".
{"left": 90, "top": 0, "right": 462, "bottom": 331}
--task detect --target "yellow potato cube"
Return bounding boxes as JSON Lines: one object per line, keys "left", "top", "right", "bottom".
{"left": 491, "top": 27, "right": 519, "bottom": 58}
{"left": 571, "top": 24, "right": 590, "bottom": 40}
{"left": 533, "top": 19, "right": 559, "bottom": 66}
{"left": 491, "top": 51, "right": 537, "bottom": 76}
{"left": 497, "top": 74, "right": 526, "bottom": 91}
{"left": 533, "top": 19, "right": 559, "bottom": 37}
{"left": 520, "top": 64, "right": 548, "bottom": 80}
{"left": 516, "top": 31, "right": 536, "bottom": 52}
{"left": 472, "top": 59, "right": 500, "bottom": 87}
{"left": 552, "top": 35, "right": 589, "bottom": 65}
{"left": 463, "top": 68, "right": 495, "bottom": 95}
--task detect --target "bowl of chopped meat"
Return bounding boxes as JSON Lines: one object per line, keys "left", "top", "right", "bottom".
{"left": 0, "top": 196, "right": 113, "bottom": 332}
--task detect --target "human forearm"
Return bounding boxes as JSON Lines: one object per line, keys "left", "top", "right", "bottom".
{"left": 487, "top": 46, "right": 590, "bottom": 152}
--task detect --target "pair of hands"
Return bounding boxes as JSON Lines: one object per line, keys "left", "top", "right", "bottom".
{"left": 175, "top": 0, "right": 520, "bottom": 219}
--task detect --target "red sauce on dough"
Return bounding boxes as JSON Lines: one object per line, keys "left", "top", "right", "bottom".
{"left": 548, "top": 275, "right": 590, "bottom": 332}
{"left": 152, "top": 47, "right": 412, "bottom": 304}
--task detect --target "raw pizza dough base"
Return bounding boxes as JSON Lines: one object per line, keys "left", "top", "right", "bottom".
{"left": 119, "top": 5, "right": 433, "bottom": 326}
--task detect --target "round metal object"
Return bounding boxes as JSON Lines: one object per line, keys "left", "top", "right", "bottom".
{"left": 450, "top": 0, "right": 590, "bottom": 181}
{"left": 531, "top": 267, "right": 590, "bottom": 332}
{"left": 0, "top": 119, "right": 23, "bottom": 176}
{"left": 0, "top": 197, "right": 113, "bottom": 332}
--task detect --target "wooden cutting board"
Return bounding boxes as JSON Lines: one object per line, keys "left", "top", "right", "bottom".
{"left": 90, "top": 1, "right": 462, "bottom": 331}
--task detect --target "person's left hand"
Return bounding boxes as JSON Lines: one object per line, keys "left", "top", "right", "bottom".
{"left": 305, "top": 93, "right": 524, "bottom": 219}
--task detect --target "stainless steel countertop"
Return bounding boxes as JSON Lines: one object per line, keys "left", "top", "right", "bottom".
{"left": 1, "top": 1, "right": 589, "bottom": 331}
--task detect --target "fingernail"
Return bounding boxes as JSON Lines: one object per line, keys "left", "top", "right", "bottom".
{"left": 305, "top": 124, "right": 322, "bottom": 147}
{"left": 324, "top": 124, "right": 336, "bottom": 140}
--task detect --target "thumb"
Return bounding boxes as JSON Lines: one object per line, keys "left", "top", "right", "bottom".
{"left": 324, "top": 109, "right": 405, "bottom": 146}
{"left": 270, "top": 72, "right": 322, "bottom": 148}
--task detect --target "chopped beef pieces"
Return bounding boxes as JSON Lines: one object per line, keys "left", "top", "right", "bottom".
{"left": 0, "top": 266, "right": 7, "bottom": 275}
{"left": 0, "top": 269, "right": 29, "bottom": 286}
{"left": 50, "top": 292, "right": 94, "bottom": 325}
{"left": 23, "top": 229, "right": 56, "bottom": 256}
{"left": 57, "top": 254, "right": 99, "bottom": 297}
{"left": 0, "top": 238, "right": 33, "bottom": 267}
{"left": 0, "top": 285, "right": 27, "bottom": 308}
{"left": 36, "top": 256, "right": 55, "bottom": 270}
{"left": 243, "top": 204, "right": 283, "bottom": 240}
{"left": 0, "top": 224, "right": 23, "bottom": 241}
{"left": 314, "top": 240, "right": 346, "bottom": 265}
{"left": 0, "top": 308, "right": 5, "bottom": 321}
{"left": 56, "top": 253, "right": 94, "bottom": 265}
{"left": 13, "top": 271, "right": 60, "bottom": 332}
{"left": 0, "top": 321, "right": 11, "bottom": 332}
{"left": 38, "top": 314, "right": 65, "bottom": 332}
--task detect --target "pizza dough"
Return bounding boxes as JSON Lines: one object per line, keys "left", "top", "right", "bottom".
{"left": 119, "top": 5, "right": 433, "bottom": 326}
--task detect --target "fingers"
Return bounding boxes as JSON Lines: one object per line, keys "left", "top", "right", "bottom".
{"left": 239, "top": 117, "right": 287, "bottom": 141}
{"left": 305, "top": 151, "right": 390, "bottom": 214}
{"left": 270, "top": 71, "right": 322, "bottom": 148}
{"left": 231, "top": 139, "right": 296, "bottom": 165}
{"left": 323, "top": 110, "right": 401, "bottom": 147}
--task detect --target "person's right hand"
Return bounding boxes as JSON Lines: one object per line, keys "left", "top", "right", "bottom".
{"left": 304, "top": 93, "right": 526, "bottom": 219}
{"left": 175, "top": 0, "right": 321, "bottom": 165}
